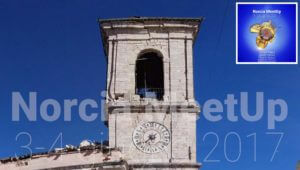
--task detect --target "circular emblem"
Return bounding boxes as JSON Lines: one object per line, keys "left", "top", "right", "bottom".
{"left": 250, "top": 20, "right": 276, "bottom": 49}
{"left": 132, "top": 122, "right": 170, "bottom": 154}
{"left": 260, "top": 27, "right": 274, "bottom": 41}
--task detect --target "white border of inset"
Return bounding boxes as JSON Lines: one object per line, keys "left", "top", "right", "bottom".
{"left": 236, "top": 2, "right": 298, "bottom": 64}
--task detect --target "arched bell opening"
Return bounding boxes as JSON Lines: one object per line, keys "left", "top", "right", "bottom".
{"left": 135, "top": 51, "right": 164, "bottom": 100}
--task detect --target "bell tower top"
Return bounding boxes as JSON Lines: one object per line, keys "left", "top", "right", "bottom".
{"left": 99, "top": 17, "right": 203, "bottom": 56}
{"left": 99, "top": 17, "right": 203, "bottom": 104}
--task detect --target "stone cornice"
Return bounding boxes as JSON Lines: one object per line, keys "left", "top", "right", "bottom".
{"left": 98, "top": 17, "right": 204, "bottom": 57}
{"left": 106, "top": 101, "right": 201, "bottom": 114}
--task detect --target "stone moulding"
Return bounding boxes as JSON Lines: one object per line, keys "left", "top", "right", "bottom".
{"left": 98, "top": 17, "right": 204, "bottom": 57}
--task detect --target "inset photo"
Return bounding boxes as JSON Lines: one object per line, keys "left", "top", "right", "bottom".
{"left": 236, "top": 2, "right": 298, "bottom": 64}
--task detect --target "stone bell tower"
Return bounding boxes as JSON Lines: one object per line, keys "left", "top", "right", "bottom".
{"left": 99, "top": 17, "right": 203, "bottom": 169}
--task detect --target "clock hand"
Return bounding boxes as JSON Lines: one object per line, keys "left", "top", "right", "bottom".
{"left": 144, "top": 137, "right": 151, "bottom": 143}
{"left": 144, "top": 133, "right": 157, "bottom": 143}
{"left": 152, "top": 133, "right": 157, "bottom": 139}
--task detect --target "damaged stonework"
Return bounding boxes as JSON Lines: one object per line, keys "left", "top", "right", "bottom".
{"left": 0, "top": 142, "right": 126, "bottom": 170}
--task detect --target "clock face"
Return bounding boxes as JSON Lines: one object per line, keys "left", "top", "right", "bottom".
{"left": 132, "top": 122, "right": 170, "bottom": 154}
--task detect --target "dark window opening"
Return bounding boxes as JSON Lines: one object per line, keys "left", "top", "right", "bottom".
{"left": 136, "top": 52, "right": 164, "bottom": 100}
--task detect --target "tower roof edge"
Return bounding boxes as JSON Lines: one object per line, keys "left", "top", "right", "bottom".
{"left": 98, "top": 17, "right": 204, "bottom": 58}
{"left": 98, "top": 17, "right": 204, "bottom": 24}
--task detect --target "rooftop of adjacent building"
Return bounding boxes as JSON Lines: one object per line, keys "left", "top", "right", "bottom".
{"left": 0, "top": 140, "right": 126, "bottom": 170}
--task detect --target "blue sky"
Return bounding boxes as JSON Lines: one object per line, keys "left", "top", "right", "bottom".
{"left": 0, "top": 0, "right": 299, "bottom": 170}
